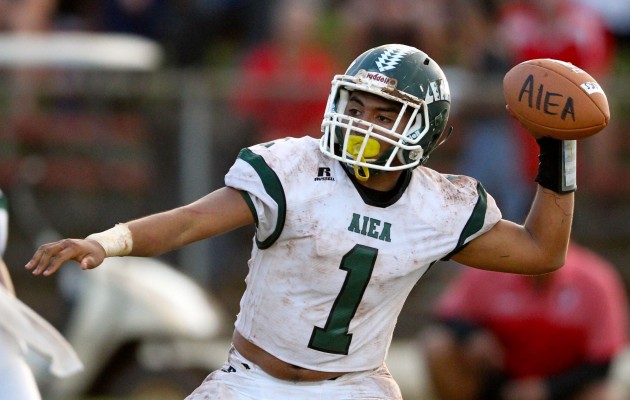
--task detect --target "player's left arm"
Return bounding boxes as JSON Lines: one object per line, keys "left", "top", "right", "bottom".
{"left": 452, "top": 185, "right": 573, "bottom": 275}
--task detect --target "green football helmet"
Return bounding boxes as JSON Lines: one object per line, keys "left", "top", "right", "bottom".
{"left": 320, "top": 44, "right": 452, "bottom": 178}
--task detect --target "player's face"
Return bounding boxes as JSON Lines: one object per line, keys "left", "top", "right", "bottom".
{"left": 344, "top": 91, "right": 413, "bottom": 157}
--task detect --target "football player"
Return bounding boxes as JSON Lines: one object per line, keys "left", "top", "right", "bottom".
{"left": 25, "top": 44, "right": 575, "bottom": 399}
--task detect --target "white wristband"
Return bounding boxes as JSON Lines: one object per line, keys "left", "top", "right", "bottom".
{"left": 85, "top": 223, "right": 133, "bottom": 257}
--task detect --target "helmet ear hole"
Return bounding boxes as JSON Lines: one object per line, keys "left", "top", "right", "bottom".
{"left": 409, "top": 111, "right": 424, "bottom": 137}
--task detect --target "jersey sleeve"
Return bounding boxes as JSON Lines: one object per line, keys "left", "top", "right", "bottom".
{"left": 224, "top": 146, "right": 286, "bottom": 249}
{"left": 440, "top": 175, "right": 502, "bottom": 259}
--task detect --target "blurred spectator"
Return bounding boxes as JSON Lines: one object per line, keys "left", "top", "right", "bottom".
{"left": 497, "top": 0, "right": 614, "bottom": 77}
{"left": 230, "top": 0, "right": 339, "bottom": 142}
{"left": 448, "top": 0, "right": 510, "bottom": 71}
{"left": 419, "top": 241, "right": 629, "bottom": 400}
{"left": 0, "top": 0, "right": 56, "bottom": 32}
{"left": 336, "top": 0, "right": 450, "bottom": 65}
{"left": 164, "top": 1, "right": 276, "bottom": 67}
{"left": 569, "top": 0, "right": 630, "bottom": 59}
{"left": 49, "top": 0, "right": 92, "bottom": 31}
{"left": 445, "top": 0, "right": 533, "bottom": 221}
{"left": 91, "top": 0, "right": 168, "bottom": 40}
{"left": 0, "top": 0, "right": 57, "bottom": 114}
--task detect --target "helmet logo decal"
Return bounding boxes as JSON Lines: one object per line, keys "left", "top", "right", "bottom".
{"left": 375, "top": 48, "right": 413, "bottom": 72}
{"left": 420, "top": 79, "right": 451, "bottom": 103}
{"left": 356, "top": 70, "right": 397, "bottom": 89}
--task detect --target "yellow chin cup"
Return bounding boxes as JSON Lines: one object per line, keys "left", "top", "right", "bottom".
{"left": 346, "top": 135, "right": 381, "bottom": 181}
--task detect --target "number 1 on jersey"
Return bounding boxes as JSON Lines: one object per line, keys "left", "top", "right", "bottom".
{"left": 308, "top": 244, "right": 377, "bottom": 354}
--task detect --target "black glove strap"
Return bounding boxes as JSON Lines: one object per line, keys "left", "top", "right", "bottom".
{"left": 535, "top": 137, "right": 577, "bottom": 194}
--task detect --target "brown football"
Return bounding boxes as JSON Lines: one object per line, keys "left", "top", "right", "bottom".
{"left": 503, "top": 58, "right": 609, "bottom": 139}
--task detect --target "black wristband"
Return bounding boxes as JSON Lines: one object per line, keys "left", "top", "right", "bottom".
{"left": 535, "top": 137, "right": 577, "bottom": 194}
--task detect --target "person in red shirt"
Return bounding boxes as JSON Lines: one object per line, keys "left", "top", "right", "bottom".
{"left": 497, "top": 0, "right": 614, "bottom": 77}
{"left": 231, "top": 0, "right": 339, "bottom": 143}
{"left": 420, "top": 241, "right": 629, "bottom": 400}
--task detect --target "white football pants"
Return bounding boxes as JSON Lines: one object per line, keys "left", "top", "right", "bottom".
{"left": 186, "top": 347, "right": 403, "bottom": 400}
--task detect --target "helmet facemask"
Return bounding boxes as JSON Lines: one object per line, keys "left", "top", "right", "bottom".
{"left": 320, "top": 73, "right": 430, "bottom": 181}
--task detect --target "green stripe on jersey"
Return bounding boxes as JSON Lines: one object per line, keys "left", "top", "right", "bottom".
{"left": 458, "top": 182, "right": 488, "bottom": 246}
{"left": 237, "top": 148, "right": 286, "bottom": 249}
{"left": 443, "top": 182, "right": 488, "bottom": 260}
{"left": 0, "top": 193, "right": 6, "bottom": 212}
{"left": 239, "top": 191, "right": 258, "bottom": 226}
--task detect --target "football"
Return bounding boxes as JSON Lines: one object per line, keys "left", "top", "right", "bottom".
{"left": 503, "top": 58, "right": 610, "bottom": 139}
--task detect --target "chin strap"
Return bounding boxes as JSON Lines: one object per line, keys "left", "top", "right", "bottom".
{"left": 346, "top": 135, "right": 381, "bottom": 181}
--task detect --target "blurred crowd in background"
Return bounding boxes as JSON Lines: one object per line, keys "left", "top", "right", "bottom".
{"left": 3, "top": 0, "right": 628, "bottom": 197}
{"left": 2, "top": 0, "right": 630, "bottom": 341}
{"left": 1, "top": 0, "right": 629, "bottom": 195}
{"left": 1, "top": 0, "right": 630, "bottom": 398}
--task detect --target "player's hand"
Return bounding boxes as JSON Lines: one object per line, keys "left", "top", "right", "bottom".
{"left": 25, "top": 238, "right": 106, "bottom": 276}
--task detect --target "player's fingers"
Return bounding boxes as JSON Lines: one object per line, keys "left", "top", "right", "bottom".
{"left": 24, "top": 249, "right": 43, "bottom": 271}
{"left": 25, "top": 242, "right": 58, "bottom": 273}
{"left": 29, "top": 245, "right": 67, "bottom": 276}
{"left": 41, "top": 248, "right": 79, "bottom": 276}
{"left": 26, "top": 239, "right": 82, "bottom": 276}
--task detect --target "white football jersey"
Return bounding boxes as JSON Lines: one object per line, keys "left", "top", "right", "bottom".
{"left": 224, "top": 136, "right": 502, "bottom": 372}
